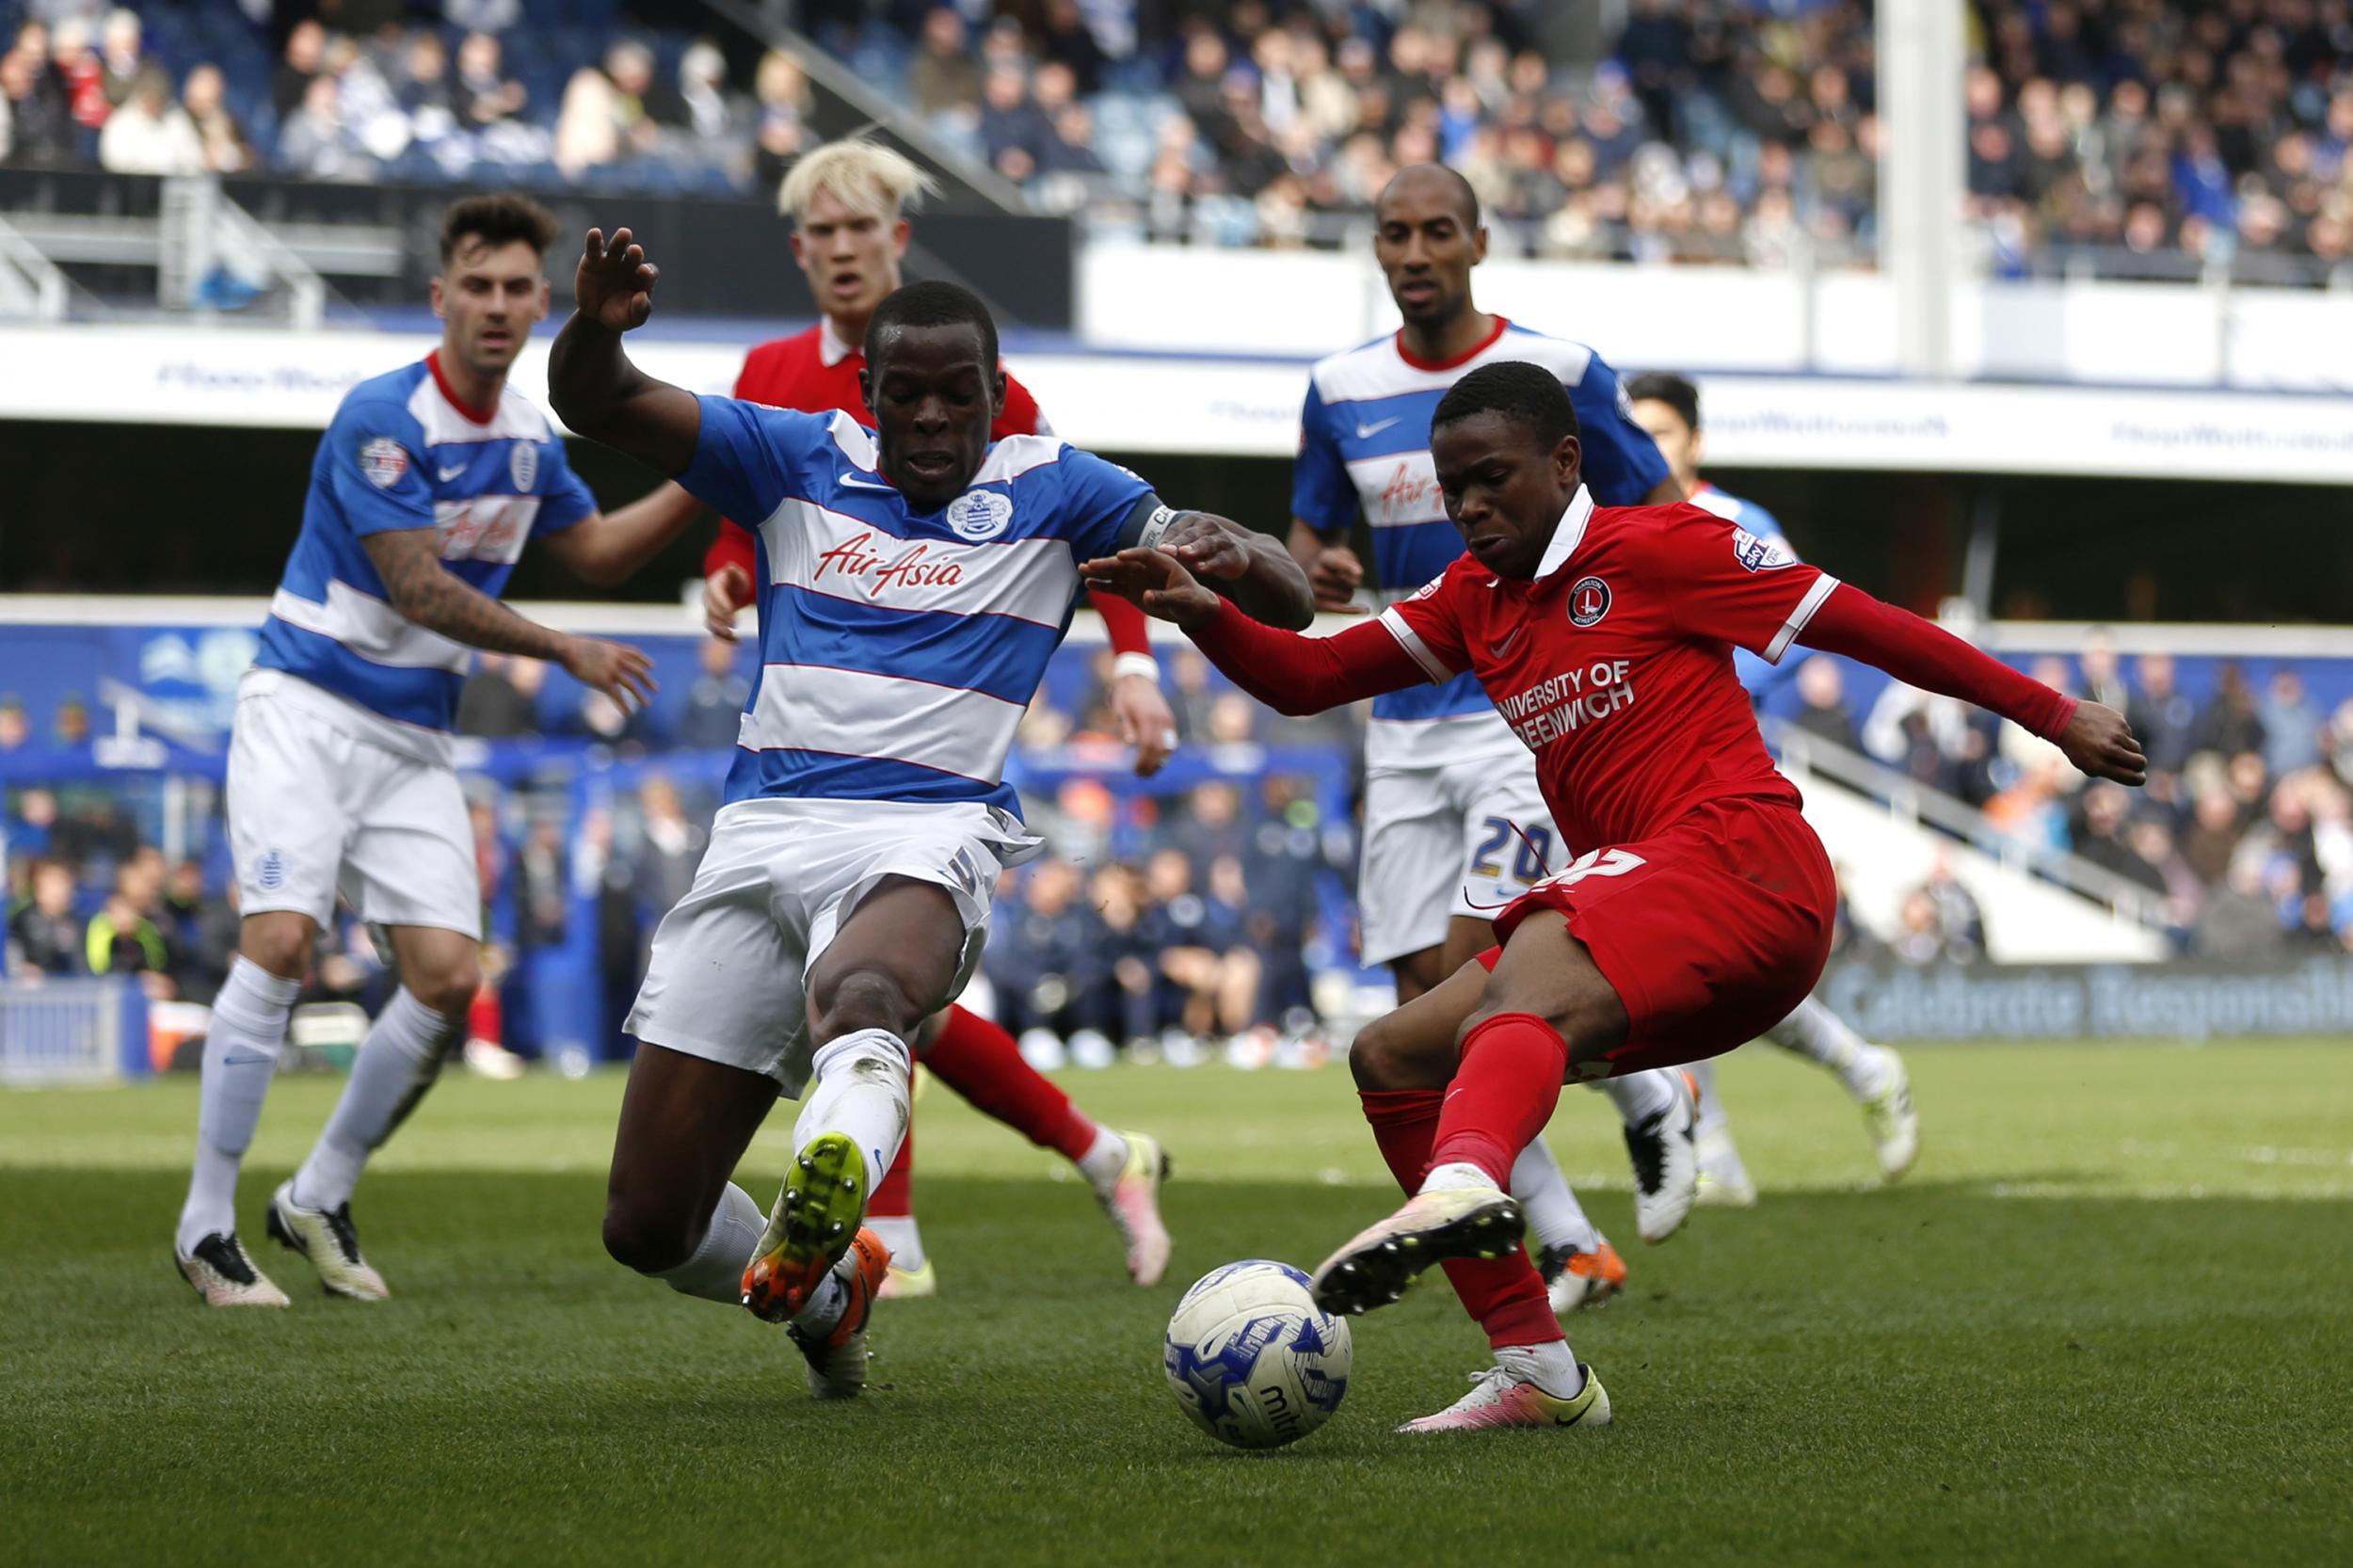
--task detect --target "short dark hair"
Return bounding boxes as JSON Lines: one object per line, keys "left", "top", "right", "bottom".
{"left": 1432, "top": 361, "right": 1580, "bottom": 449}
{"left": 864, "top": 279, "right": 1000, "bottom": 373}
{"left": 1625, "top": 371, "right": 1700, "bottom": 431}
{"left": 1380, "top": 162, "right": 1481, "bottom": 230}
{"left": 438, "top": 193, "right": 560, "bottom": 266}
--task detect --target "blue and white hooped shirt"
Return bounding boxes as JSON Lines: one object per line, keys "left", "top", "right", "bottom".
{"left": 253, "top": 353, "right": 594, "bottom": 760}
{"left": 677, "top": 397, "right": 1162, "bottom": 816}
{"left": 1291, "top": 318, "right": 1672, "bottom": 768}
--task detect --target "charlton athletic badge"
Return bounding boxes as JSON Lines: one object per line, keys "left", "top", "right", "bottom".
{"left": 359, "top": 436, "right": 408, "bottom": 488}
{"left": 509, "top": 440, "right": 538, "bottom": 493}
{"left": 1568, "top": 576, "right": 1611, "bottom": 627}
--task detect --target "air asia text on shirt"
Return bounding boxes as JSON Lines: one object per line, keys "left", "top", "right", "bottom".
{"left": 1497, "top": 659, "right": 1637, "bottom": 749}
{"left": 811, "top": 531, "right": 968, "bottom": 596}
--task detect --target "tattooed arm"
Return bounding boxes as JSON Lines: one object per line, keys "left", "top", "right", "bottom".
{"left": 360, "top": 528, "right": 656, "bottom": 709}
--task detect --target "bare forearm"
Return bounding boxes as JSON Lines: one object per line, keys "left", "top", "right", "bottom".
{"left": 362, "top": 532, "right": 569, "bottom": 660}
{"left": 547, "top": 315, "right": 701, "bottom": 475}
{"left": 560, "top": 483, "right": 705, "bottom": 586}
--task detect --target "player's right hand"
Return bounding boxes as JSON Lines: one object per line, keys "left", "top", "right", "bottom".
{"left": 1080, "top": 549, "right": 1221, "bottom": 631}
{"left": 563, "top": 634, "right": 658, "bottom": 713}
{"left": 2057, "top": 700, "right": 2147, "bottom": 786}
{"left": 1309, "top": 545, "right": 1367, "bottom": 614}
{"left": 575, "top": 227, "right": 659, "bottom": 332}
{"left": 703, "top": 563, "right": 754, "bottom": 641}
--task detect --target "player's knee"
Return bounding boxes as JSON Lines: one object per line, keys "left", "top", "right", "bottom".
{"left": 1350, "top": 1012, "right": 1444, "bottom": 1091}
{"left": 411, "top": 958, "right": 479, "bottom": 1020}
{"left": 238, "top": 917, "right": 312, "bottom": 984}
{"left": 808, "top": 964, "right": 920, "bottom": 1042}
{"left": 601, "top": 1195, "right": 693, "bottom": 1276}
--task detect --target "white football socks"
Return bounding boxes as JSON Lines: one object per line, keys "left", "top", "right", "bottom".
{"left": 1767, "top": 996, "right": 1895, "bottom": 1099}
{"left": 794, "top": 1028, "right": 914, "bottom": 1198}
{"left": 1075, "top": 1125, "right": 1129, "bottom": 1192}
{"left": 866, "top": 1214, "right": 924, "bottom": 1272}
{"left": 1495, "top": 1339, "right": 1586, "bottom": 1398}
{"left": 1593, "top": 1067, "right": 1675, "bottom": 1128}
{"left": 1418, "top": 1160, "right": 1498, "bottom": 1194}
{"left": 177, "top": 956, "right": 301, "bottom": 1255}
{"left": 1509, "top": 1136, "right": 1604, "bottom": 1256}
{"left": 654, "top": 1181, "right": 765, "bottom": 1304}
{"left": 291, "top": 986, "right": 463, "bottom": 1212}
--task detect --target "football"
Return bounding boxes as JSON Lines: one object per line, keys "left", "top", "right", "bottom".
{"left": 1162, "top": 1261, "right": 1353, "bottom": 1449}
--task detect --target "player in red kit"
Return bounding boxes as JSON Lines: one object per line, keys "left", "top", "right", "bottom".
{"left": 629, "top": 140, "right": 1176, "bottom": 1299}
{"left": 1087, "top": 361, "right": 2145, "bottom": 1432}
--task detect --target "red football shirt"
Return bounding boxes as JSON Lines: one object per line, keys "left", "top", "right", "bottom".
{"left": 1380, "top": 489, "right": 1835, "bottom": 852}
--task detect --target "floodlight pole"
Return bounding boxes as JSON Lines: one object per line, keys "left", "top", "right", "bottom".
{"left": 1878, "top": 0, "right": 1965, "bottom": 378}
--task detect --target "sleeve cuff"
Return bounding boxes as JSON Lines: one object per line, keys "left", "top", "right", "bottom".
{"left": 1111, "top": 652, "right": 1160, "bottom": 684}
{"left": 1762, "top": 573, "right": 1841, "bottom": 664}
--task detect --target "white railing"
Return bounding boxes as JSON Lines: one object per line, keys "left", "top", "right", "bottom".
{"left": 0, "top": 978, "right": 130, "bottom": 1084}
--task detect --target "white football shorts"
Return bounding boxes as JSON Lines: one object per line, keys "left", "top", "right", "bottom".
{"left": 1357, "top": 748, "right": 1561, "bottom": 968}
{"left": 225, "top": 672, "right": 481, "bottom": 938}
{"left": 627, "top": 797, "right": 1042, "bottom": 1094}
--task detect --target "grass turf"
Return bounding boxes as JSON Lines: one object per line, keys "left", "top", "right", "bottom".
{"left": 3, "top": 1042, "right": 2350, "bottom": 1568}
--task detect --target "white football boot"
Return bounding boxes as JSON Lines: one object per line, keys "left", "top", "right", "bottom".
{"left": 1623, "top": 1070, "right": 1700, "bottom": 1244}
{"left": 265, "top": 1180, "right": 390, "bottom": 1300}
{"left": 175, "top": 1232, "right": 291, "bottom": 1308}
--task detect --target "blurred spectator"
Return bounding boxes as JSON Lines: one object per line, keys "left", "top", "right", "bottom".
{"left": 2196, "top": 664, "right": 2266, "bottom": 758}
{"left": 275, "top": 72, "right": 354, "bottom": 178}
{"left": 516, "top": 817, "right": 568, "bottom": 951}
{"left": 181, "top": 64, "right": 251, "bottom": 174}
{"left": 565, "top": 686, "right": 663, "bottom": 752}
{"left": 675, "top": 40, "right": 734, "bottom": 143}
{"left": 84, "top": 857, "right": 172, "bottom": 998}
{"left": 2073, "top": 782, "right": 2162, "bottom": 893}
{"left": 2, "top": 25, "right": 76, "bottom": 164}
{"left": 1789, "top": 654, "right": 1859, "bottom": 752}
{"left": 95, "top": 6, "right": 138, "bottom": 107}
{"left": 2184, "top": 782, "right": 2248, "bottom": 887}
{"left": 457, "top": 654, "right": 545, "bottom": 739}
{"left": 444, "top": 0, "right": 521, "bottom": 34}
{"left": 455, "top": 31, "right": 525, "bottom": 132}
{"left": 750, "top": 46, "right": 808, "bottom": 191}
{"left": 679, "top": 638, "right": 750, "bottom": 749}
{"left": 634, "top": 776, "right": 705, "bottom": 919}
{"left": 273, "top": 18, "right": 326, "bottom": 120}
{"left": 50, "top": 15, "right": 107, "bottom": 130}
{"left": 2261, "top": 669, "right": 2320, "bottom": 777}
{"left": 2127, "top": 652, "right": 2199, "bottom": 777}
{"left": 98, "top": 64, "right": 202, "bottom": 175}
{"left": 553, "top": 40, "right": 663, "bottom": 178}
{"left": 911, "top": 8, "right": 980, "bottom": 120}
{"left": 0, "top": 696, "right": 27, "bottom": 751}
{"left": 2195, "top": 860, "right": 2286, "bottom": 960}
{"left": 8, "top": 858, "right": 83, "bottom": 976}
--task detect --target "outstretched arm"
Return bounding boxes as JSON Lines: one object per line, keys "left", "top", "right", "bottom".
{"left": 360, "top": 529, "right": 655, "bottom": 709}
{"left": 1082, "top": 549, "right": 1423, "bottom": 716}
{"left": 539, "top": 483, "right": 708, "bottom": 587}
{"left": 1798, "top": 584, "right": 2145, "bottom": 785}
{"left": 546, "top": 227, "right": 702, "bottom": 477}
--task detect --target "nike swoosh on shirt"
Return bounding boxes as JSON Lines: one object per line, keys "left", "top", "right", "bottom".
{"left": 438, "top": 464, "right": 466, "bottom": 481}
{"left": 838, "top": 474, "right": 896, "bottom": 491}
{"left": 1354, "top": 417, "right": 1401, "bottom": 440}
{"left": 1492, "top": 623, "right": 1524, "bottom": 656}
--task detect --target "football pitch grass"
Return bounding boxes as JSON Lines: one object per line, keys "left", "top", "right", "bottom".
{"left": 4, "top": 1042, "right": 2350, "bottom": 1568}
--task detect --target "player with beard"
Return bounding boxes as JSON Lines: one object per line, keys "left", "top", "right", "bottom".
{"left": 1087, "top": 361, "right": 2142, "bottom": 1431}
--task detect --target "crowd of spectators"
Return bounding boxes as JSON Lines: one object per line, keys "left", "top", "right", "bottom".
{"left": 1785, "top": 637, "right": 2353, "bottom": 959}
{"left": 17, "top": 629, "right": 2353, "bottom": 1064}
{"left": 814, "top": 0, "right": 2352, "bottom": 278}
{"left": 1, "top": 0, "right": 793, "bottom": 194}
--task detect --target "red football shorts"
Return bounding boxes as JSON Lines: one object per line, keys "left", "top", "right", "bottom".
{"left": 1481, "top": 795, "right": 1836, "bottom": 1079}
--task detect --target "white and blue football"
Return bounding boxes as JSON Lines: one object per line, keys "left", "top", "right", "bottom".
{"left": 1163, "top": 1260, "right": 1352, "bottom": 1449}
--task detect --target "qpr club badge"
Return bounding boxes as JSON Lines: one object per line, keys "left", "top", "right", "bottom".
{"left": 946, "top": 488, "right": 1014, "bottom": 541}
{"left": 1568, "top": 576, "right": 1611, "bottom": 627}
{"left": 509, "top": 440, "right": 539, "bottom": 493}
{"left": 359, "top": 436, "right": 409, "bottom": 488}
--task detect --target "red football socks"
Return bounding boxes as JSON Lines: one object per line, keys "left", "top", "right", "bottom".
{"left": 924, "top": 1004, "right": 1098, "bottom": 1161}
{"left": 1428, "top": 1012, "right": 1568, "bottom": 1190}
{"left": 1359, "top": 1088, "right": 1561, "bottom": 1350}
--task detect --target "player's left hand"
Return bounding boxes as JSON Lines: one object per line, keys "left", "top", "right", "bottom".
{"left": 575, "top": 227, "right": 658, "bottom": 333}
{"left": 1107, "top": 673, "right": 1177, "bottom": 777}
{"left": 1080, "top": 549, "right": 1222, "bottom": 630}
{"left": 2058, "top": 700, "right": 2147, "bottom": 786}
{"left": 1158, "top": 513, "right": 1252, "bottom": 582}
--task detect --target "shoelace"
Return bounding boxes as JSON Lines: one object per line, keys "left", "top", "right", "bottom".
{"left": 200, "top": 1236, "right": 259, "bottom": 1284}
